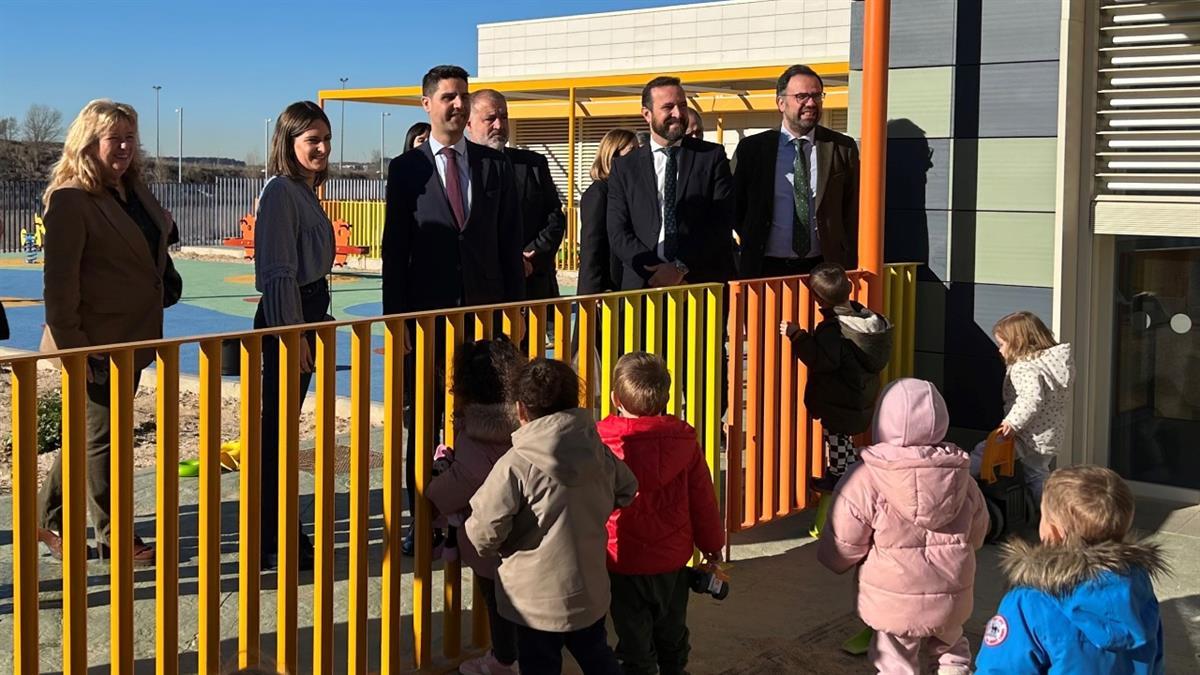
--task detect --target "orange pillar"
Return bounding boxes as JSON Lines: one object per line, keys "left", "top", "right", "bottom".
{"left": 858, "top": 0, "right": 890, "bottom": 313}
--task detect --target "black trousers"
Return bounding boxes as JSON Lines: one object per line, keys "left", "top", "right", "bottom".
{"left": 760, "top": 254, "right": 823, "bottom": 278}
{"left": 609, "top": 569, "right": 691, "bottom": 675}
{"left": 404, "top": 317, "right": 447, "bottom": 517}
{"left": 477, "top": 575, "right": 520, "bottom": 665}
{"left": 516, "top": 617, "right": 621, "bottom": 675}
{"left": 256, "top": 279, "right": 329, "bottom": 555}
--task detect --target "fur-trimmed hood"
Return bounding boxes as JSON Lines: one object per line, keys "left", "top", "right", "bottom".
{"left": 999, "top": 538, "right": 1169, "bottom": 653}
{"left": 454, "top": 403, "right": 519, "bottom": 444}
{"left": 1000, "top": 539, "right": 1169, "bottom": 595}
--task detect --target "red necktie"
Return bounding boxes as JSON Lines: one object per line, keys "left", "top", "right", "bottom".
{"left": 440, "top": 146, "right": 466, "bottom": 230}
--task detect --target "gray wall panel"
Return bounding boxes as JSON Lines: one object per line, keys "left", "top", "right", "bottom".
{"left": 886, "top": 137, "right": 951, "bottom": 210}
{"left": 972, "top": 283, "right": 1054, "bottom": 349}
{"left": 979, "top": 0, "right": 1061, "bottom": 64}
{"left": 886, "top": 209, "right": 949, "bottom": 281}
{"left": 915, "top": 351, "right": 946, "bottom": 392}
{"left": 850, "top": 1, "right": 863, "bottom": 71}
{"left": 850, "top": 0, "right": 957, "bottom": 70}
{"left": 976, "top": 62, "right": 1060, "bottom": 137}
{"left": 916, "top": 281, "right": 948, "bottom": 352}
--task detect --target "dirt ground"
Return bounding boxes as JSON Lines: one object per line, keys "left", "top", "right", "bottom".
{"left": 0, "top": 364, "right": 354, "bottom": 494}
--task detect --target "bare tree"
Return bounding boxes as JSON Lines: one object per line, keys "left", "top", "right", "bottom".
{"left": 21, "top": 104, "right": 64, "bottom": 145}
{"left": 0, "top": 116, "right": 18, "bottom": 141}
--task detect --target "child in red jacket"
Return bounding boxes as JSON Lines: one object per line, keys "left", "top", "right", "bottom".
{"left": 598, "top": 352, "right": 724, "bottom": 675}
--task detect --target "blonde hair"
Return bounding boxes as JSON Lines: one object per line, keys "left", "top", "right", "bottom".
{"left": 590, "top": 128, "right": 638, "bottom": 182}
{"left": 268, "top": 101, "right": 332, "bottom": 188}
{"left": 44, "top": 99, "right": 144, "bottom": 207}
{"left": 613, "top": 352, "right": 672, "bottom": 416}
{"left": 1042, "top": 465, "right": 1135, "bottom": 545}
{"left": 993, "top": 311, "right": 1058, "bottom": 365}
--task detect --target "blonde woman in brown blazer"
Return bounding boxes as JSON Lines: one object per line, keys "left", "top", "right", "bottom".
{"left": 37, "top": 99, "right": 171, "bottom": 566}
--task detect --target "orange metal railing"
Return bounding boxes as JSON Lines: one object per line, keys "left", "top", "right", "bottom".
{"left": 725, "top": 263, "right": 917, "bottom": 534}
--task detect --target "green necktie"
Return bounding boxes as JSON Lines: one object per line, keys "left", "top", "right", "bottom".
{"left": 793, "top": 138, "right": 811, "bottom": 258}
{"left": 662, "top": 146, "right": 679, "bottom": 261}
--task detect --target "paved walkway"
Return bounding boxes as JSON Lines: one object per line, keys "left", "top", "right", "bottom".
{"left": 1, "top": 453, "right": 1198, "bottom": 674}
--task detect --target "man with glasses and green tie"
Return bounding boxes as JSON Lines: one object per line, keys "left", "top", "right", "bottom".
{"left": 732, "top": 64, "right": 860, "bottom": 278}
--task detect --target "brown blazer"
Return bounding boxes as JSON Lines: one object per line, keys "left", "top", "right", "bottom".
{"left": 732, "top": 125, "right": 860, "bottom": 277}
{"left": 42, "top": 179, "right": 171, "bottom": 369}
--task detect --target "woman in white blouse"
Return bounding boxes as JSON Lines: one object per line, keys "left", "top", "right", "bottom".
{"left": 254, "top": 101, "right": 335, "bottom": 571}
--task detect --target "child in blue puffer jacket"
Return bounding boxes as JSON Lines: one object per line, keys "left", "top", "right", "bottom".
{"left": 976, "top": 465, "right": 1169, "bottom": 674}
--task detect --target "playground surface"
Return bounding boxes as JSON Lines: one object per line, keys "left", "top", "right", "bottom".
{"left": 0, "top": 250, "right": 578, "bottom": 402}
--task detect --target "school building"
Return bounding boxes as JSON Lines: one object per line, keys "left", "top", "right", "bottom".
{"left": 319, "top": 0, "right": 1200, "bottom": 502}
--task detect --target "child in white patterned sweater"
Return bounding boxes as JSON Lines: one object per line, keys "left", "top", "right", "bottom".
{"left": 972, "top": 311, "right": 1074, "bottom": 502}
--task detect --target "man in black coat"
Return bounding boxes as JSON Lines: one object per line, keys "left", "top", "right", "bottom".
{"left": 381, "top": 67, "right": 524, "bottom": 315}
{"left": 732, "top": 64, "right": 860, "bottom": 278}
{"left": 466, "top": 88, "right": 566, "bottom": 300}
{"left": 381, "top": 65, "right": 524, "bottom": 554}
{"left": 606, "top": 76, "right": 735, "bottom": 290}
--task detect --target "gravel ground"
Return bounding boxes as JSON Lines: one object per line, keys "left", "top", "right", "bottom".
{"left": 0, "top": 364, "right": 354, "bottom": 494}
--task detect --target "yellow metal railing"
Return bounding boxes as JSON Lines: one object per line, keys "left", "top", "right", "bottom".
{"left": 320, "top": 199, "right": 588, "bottom": 272}
{"left": 321, "top": 199, "right": 386, "bottom": 259}
{"left": 4, "top": 283, "right": 726, "bottom": 673}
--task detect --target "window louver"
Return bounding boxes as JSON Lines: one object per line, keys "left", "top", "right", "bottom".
{"left": 1098, "top": 0, "right": 1200, "bottom": 197}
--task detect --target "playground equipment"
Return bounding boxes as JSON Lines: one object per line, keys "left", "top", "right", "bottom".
{"left": 977, "top": 429, "right": 1030, "bottom": 543}
{"left": 223, "top": 214, "right": 367, "bottom": 266}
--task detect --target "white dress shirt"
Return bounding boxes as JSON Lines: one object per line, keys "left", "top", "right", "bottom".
{"left": 428, "top": 134, "right": 473, "bottom": 218}
{"left": 650, "top": 136, "right": 682, "bottom": 262}
{"left": 767, "top": 124, "right": 821, "bottom": 259}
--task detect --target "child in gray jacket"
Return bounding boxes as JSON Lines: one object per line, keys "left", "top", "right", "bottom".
{"left": 467, "top": 358, "right": 638, "bottom": 675}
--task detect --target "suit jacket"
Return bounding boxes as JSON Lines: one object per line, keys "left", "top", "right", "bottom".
{"left": 505, "top": 146, "right": 565, "bottom": 300}
{"left": 577, "top": 179, "right": 622, "bottom": 295}
{"left": 382, "top": 140, "right": 524, "bottom": 314}
{"left": 732, "top": 125, "right": 860, "bottom": 277}
{"left": 41, "top": 179, "right": 171, "bottom": 369}
{"left": 605, "top": 137, "right": 735, "bottom": 290}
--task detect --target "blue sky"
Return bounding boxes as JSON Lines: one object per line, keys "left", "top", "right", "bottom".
{"left": 1, "top": 0, "right": 678, "bottom": 163}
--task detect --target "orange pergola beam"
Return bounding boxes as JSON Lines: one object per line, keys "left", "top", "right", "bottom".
{"left": 858, "top": 0, "right": 890, "bottom": 313}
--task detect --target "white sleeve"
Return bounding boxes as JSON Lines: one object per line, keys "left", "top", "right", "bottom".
{"left": 1002, "top": 363, "right": 1042, "bottom": 432}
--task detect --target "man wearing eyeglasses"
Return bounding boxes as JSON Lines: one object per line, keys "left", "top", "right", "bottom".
{"left": 732, "top": 64, "right": 860, "bottom": 278}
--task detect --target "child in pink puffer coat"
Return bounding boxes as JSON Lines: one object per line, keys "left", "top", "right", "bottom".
{"left": 818, "top": 378, "right": 989, "bottom": 675}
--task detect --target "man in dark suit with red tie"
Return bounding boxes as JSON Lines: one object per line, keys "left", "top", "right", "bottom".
{"left": 381, "top": 64, "right": 523, "bottom": 553}
{"left": 732, "top": 64, "right": 860, "bottom": 278}
{"left": 605, "top": 76, "right": 736, "bottom": 290}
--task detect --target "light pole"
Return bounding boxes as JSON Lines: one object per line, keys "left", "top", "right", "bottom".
{"left": 152, "top": 85, "right": 162, "bottom": 177}
{"left": 175, "top": 107, "right": 183, "bottom": 183}
{"left": 380, "top": 111, "right": 391, "bottom": 180}
{"left": 339, "top": 77, "right": 349, "bottom": 172}
{"left": 264, "top": 118, "right": 272, "bottom": 177}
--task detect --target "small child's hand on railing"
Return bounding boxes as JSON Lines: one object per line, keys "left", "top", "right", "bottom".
{"left": 779, "top": 321, "right": 805, "bottom": 340}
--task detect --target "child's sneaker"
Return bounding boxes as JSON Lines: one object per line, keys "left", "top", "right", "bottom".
{"left": 459, "top": 650, "right": 519, "bottom": 675}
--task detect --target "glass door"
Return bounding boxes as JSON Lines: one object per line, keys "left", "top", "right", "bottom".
{"left": 1109, "top": 237, "right": 1200, "bottom": 490}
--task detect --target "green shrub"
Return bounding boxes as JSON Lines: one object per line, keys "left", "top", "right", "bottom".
{"left": 36, "top": 389, "right": 62, "bottom": 454}
{"left": 4, "top": 389, "right": 63, "bottom": 456}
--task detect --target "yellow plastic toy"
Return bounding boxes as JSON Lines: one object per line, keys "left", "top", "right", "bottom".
{"left": 220, "top": 440, "right": 241, "bottom": 472}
